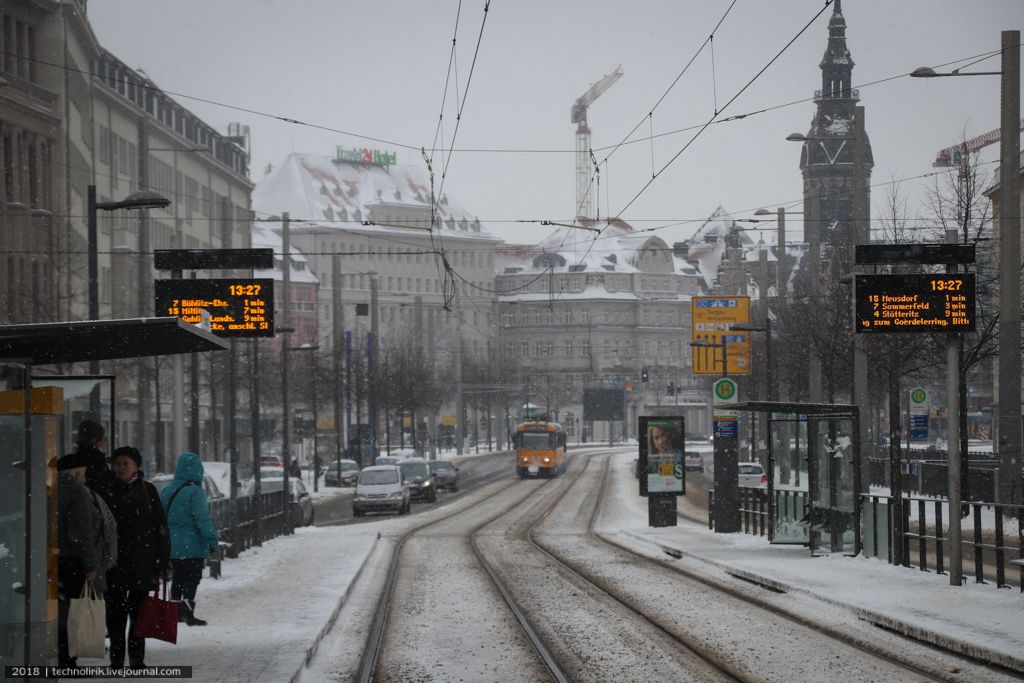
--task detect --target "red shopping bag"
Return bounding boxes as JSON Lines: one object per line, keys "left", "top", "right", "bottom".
{"left": 131, "top": 579, "right": 178, "bottom": 644}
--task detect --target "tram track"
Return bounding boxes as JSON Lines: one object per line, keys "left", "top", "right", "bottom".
{"left": 355, "top": 447, "right": 614, "bottom": 682}
{"left": 535, "top": 453, "right": 1011, "bottom": 683}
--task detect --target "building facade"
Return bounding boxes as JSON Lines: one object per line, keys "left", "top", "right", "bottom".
{"left": 495, "top": 219, "right": 707, "bottom": 441}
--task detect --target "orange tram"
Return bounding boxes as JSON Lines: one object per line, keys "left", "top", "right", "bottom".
{"left": 513, "top": 420, "right": 567, "bottom": 478}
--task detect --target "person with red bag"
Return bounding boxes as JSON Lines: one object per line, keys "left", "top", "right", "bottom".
{"left": 161, "top": 452, "right": 219, "bottom": 627}
{"left": 104, "top": 446, "right": 169, "bottom": 669}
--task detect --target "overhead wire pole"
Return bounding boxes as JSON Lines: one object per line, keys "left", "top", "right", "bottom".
{"left": 281, "top": 212, "right": 293, "bottom": 534}
{"left": 996, "top": 30, "right": 1021, "bottom": 507}
{"left": 853, "top": 105, "right": 871, "bottom": 493}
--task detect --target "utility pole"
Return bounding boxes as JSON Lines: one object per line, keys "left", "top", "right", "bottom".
{"left": 853, "top": 105, "right": 872, "bottom": 491}
{"left": 946, "top": 229, "right": 963, "bottom": 585}
{"left": 332, "top": 253, "right": 344, "bottom": 482}
{"left": 996, "top": 30, "right": 1021, "bottom": 506}
{"left": 807, "top": 194, "right": 823, "bottom": 403}
{"left": 250, "top": 337, "right": 262, "bottom": 545}
{"left": 190, "top": 272, "right": 201, "bottom": 453}
{"left": 281, "top": 212, "right": 293, "bottom": 534}
{"left": 456, "top": 321, "right": 465, "bottom": 456}
{"left": 369, "top": 276, "right": 379, "bottom": 460}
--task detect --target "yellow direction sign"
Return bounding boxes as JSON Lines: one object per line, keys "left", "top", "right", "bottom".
{"left": 691, "top": 296, "right": 751, "bottom": 375}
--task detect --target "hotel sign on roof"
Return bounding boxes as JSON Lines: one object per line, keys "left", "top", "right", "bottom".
{"left": 334, "top": 146, "right": 397, "bottom": 167}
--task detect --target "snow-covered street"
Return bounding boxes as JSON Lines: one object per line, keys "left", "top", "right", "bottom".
{"left": 67, "top": 447, "right": 1023, "bottom": 682}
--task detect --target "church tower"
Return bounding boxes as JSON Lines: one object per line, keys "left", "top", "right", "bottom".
{"left": 798, "top": 0, "right": 873, "bottom": 262}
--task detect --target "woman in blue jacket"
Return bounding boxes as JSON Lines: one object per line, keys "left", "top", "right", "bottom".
{"left": 161, "top": 452, "right": 219, "bottom": 626}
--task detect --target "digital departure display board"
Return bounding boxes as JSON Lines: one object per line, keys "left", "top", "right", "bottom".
{"left": 155, "top": 279, "right": 274, "bottom": 337}
{"left": 855, "top": 273, "right": 975, "bottom": 334}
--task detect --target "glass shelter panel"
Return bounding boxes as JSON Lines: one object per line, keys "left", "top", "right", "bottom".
{"left": 770, "top": 416, "right": 809, "bottom": 544}
{"left": 807, "top": 417, "right": 858, "bottom": 556}
{"left": 30, "top": 376, "right": 115, "bottom": 453}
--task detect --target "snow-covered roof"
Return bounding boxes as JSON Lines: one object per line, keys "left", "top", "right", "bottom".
{"left": 252, "top": 152, "right": 495, "bottom": 241}
{"left": 495, "top": 217, "right": 679, "bottom": 276}
{"left": 252, "top": 222, "right": 318, "bottom": 284}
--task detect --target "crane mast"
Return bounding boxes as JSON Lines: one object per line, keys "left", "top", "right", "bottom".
{"left": 571, "top": 66, "right": 622, "bottom": 220}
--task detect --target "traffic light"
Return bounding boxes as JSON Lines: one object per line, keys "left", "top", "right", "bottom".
{"left": 641, "top": 367, "right": 649, "bottom": 383}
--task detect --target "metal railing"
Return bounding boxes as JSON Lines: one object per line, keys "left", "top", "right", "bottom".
{"left": 862, "top": 494, "right": 1024, "bottom": 591}
{"left": 204, "top": 491, "right": 293, "bottom": 577}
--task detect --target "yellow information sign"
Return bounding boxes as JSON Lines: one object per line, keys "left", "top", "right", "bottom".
{"left": 691, "top": 296, "right": 751, "bottom": 375}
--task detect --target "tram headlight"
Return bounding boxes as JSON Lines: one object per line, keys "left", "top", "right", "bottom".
{"left": 543, "top": 457, "right": 550, "bottom": 463}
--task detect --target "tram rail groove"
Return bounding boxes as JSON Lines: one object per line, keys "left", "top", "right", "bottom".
{"left": 587, "top": 461, "right": 992, "bottom": 683}
{"left": 355, "top": 448, "right": 611, "bottom": 683}
{"left": 515, "top": 455, "right": 743, "bottom": 682}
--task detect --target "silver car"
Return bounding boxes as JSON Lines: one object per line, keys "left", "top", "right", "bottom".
{"left": 738, "top": 462, "right": 767, "bottom": 488}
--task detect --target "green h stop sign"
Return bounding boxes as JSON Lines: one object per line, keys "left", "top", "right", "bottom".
{"left": 714, "top": 378, "right": 737, "bottom": 402}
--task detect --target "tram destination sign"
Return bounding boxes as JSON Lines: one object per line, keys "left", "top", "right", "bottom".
{"left": 155, "top": 278, "right": 274, "bottom": 337}
{"left": 854, "top": 273, "right": 975, "bottom": 334}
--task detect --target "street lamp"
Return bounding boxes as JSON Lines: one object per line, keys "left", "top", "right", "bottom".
{"left": 911, "top": 30, "right": 1021, "bottom": 584}
{"left": 87, "top": 185, "right": 170, "bottom": 372}
{"left": 290, "top": 343, "right": 320, "bottom": 491}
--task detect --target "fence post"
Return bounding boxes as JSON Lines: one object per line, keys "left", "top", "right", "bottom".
{"left": 918, "top": 499, "right": 927, "bottom": 571}
{"left": 934, "top": 500, "right": 944, "bottom": 575}
{"left": 973, "top": 504, "right": 985, "bottom": 583}
{"left": 708, "top": 490, "right": 714, "bottom": 530}
{"left": 995, "top": 507, "right": 1006, "bottom": 588}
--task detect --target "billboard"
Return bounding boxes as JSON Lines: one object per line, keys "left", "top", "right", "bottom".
{"left": 638, "top": 415, "right": 685, "bottom": 496}
{"left": 583, "top": 389, "right": 624, "bottom": 421}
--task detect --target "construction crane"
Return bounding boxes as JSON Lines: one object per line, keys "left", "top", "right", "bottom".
{"left": 933, "top": 118, "right": 1024, "bottom": 168}
{"left": 571, "top": 66, "right": 623, "bottom": 220}
{"left": 933, "top": 119, "right": 1024, "bottom": 226}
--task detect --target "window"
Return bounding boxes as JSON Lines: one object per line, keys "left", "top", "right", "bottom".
{"left": 564, "top": 339, "right": 573, "bottom": 357}
{"left": 581, "top": 340, "right": 590, "bottom": 356}
{"left": 581, "top": 308, "right": 590, "bottom": 324}
{"left": 521, "top": 341, "right": 529, "bottom": 357}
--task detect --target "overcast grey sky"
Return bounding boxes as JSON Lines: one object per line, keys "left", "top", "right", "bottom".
{"left": 87, "top": 1, "right": 1022, "bottom": 246}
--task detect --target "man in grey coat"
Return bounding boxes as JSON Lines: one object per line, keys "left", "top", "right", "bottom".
{"left": 57, "top": 451, "right": 100, "bottom": 667}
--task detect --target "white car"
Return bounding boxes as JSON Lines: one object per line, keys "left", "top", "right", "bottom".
{"left": 353, "top": 465, "right": 410, "bottom": 516}
{"left": 738, "top": 462, "right": 768, "bottom": 488}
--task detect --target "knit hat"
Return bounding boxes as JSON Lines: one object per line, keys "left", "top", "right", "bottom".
{"left": 76, "top": 420, "right": 105, "bottom": 447}
{"left": 112, "top": 446, "right": 142, "bottom": 467}
{"left": 57, "top": 451, "right": 92, "bottom": 471}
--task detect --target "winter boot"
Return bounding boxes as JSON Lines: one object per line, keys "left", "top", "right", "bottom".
{"left": 177, "top": 601, "right": 187, "bottom": 623}
{"left": 182, "top": 600, "right": 207, "bottom": 626}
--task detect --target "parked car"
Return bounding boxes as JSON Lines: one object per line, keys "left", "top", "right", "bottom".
{"left": 428, "top": 460, "right": 459, "bottom": 492}
{"left": 374, "top": 455, "right": 401, "bottom": 467}
{"left": 324, "top": 459, "right": 360, "bottom": 487}
{"left": 353, "top": 465, "right": 410, "bottom": 516}
{"left": 684, "top": 452, "right": 704, "bottom": 473}
{"left": 151, "top": 472, "right": 225, "bottom": 501}
{"left": 202, "top": 461, "right": 244, "bottom": 498}
{"left": 242, "top": 477, "right": 315, "bottom": 526}
{"left": 259, "top": 455, "right": 284, "bottom": 468}
{"left": 398, "top": 458, "right": 437, "bottom": 503}
{"left": 738, "top": 462, "right": 768, "bottom": 488}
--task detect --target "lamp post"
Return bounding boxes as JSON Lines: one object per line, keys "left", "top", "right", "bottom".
{"left": 290, "top": 343, "right": 320, "bottom": 491}
{"left": 912, "top": 30, "right": 1020, "bottom": 582}
{"left": 87, "top": 184, "right": 170, "bottom": 372}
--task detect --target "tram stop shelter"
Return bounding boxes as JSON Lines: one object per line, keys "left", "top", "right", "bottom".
{"left": 0, "top": 317, "right": 228, "bottom": 667}
{"left": 717, "top": 401, "right": 861, "bottom": 558}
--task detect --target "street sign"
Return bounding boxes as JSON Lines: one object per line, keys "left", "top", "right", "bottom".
{"left": 855, "top": 243, "right": 975, "bottom": 265}
{"left": 712, "top": 378, "right": 739, "bottom": 438}
{"left": 155, "top": 278, "right": 274, "bottom": 337}
{"left": 154, "top": 248, "right": 274, "bottom": 271}
{"left": 854, "top": 274, "right": 975, "bottom": 334}
{"left": 691, "top": 296, "right": 751, "bottom": 375}
{"left": 909, "top": 387, "right": 929, "bottom": 441}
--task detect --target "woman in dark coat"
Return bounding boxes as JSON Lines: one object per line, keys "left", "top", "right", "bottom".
{"left": 104, "top": 446, "right": 169, "bottom": 669}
